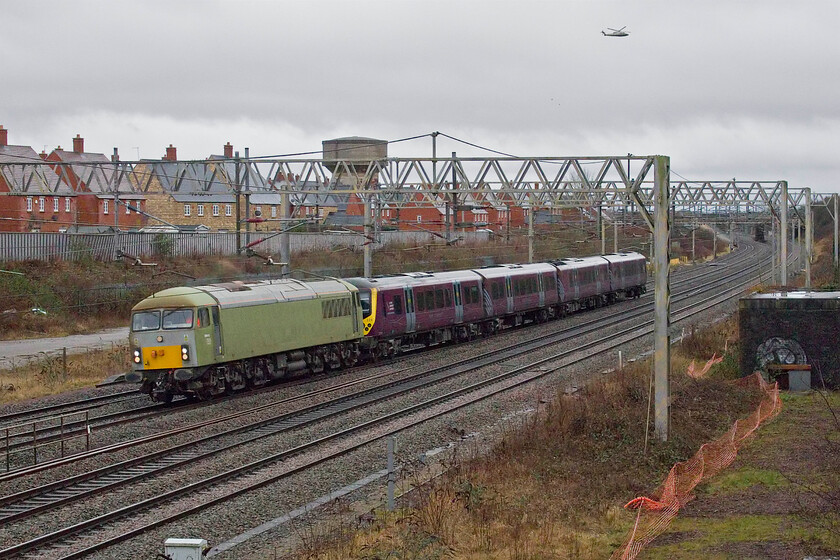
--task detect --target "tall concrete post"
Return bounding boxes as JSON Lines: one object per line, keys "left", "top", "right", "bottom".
{"left": 363, "top": 195, "right": 372, "bottom": 278}
{"left": 613, "top": 214, "right": 618, "bottom": 253}
{"left": 771, "top": 217, "right": 777, "bottom": 284}
{"left": 781, "top": 181, "right": 788, "bottom": 286}
{"left": 729, "top": 219, "right": 734, "bottom": 251}
{"left": 805, "top": 188, "right": 812, "bottom": 289}
{"left": 692, "top": 224, "right": 696, "bottom": 263}
{"left": 528, "top": 206, "right": 534, "bottom": 263}
{"left": 653, "top": 155, "right": 671, "bottom": 442}
{"left": 713, "top": 228, "right": 717, "bottom": 259}
{"left": 834, "top": 193, "right": 839, "bottom": 273}
{"left": 280, "top": 184, "right": 290, "bottom": 277}
{"left": 598, "top": 205, "right": 604, "bottom": 254}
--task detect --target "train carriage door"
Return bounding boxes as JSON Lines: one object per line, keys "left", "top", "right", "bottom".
{"left": 404, "top": 287, "right": 416, "bottom": 333}
{"left": 352, "top": 293, "right": 361, "bottom": 334}
{"left": 505, "top": 276, "right": 513, "bottom": 314}
{"left": 453, "top": 281, "right": 463, "bottom": 323}
{"left": 211, "top": 306, "right": 223, "bottom": 357}
{"left": 538, "top": 274, "right": 545, "bottom": 307}
{"left": 573, "top": 270, "right": 580, "bottom": 300}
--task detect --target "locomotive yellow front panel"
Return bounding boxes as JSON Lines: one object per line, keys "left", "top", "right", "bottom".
{"left": 142, "top": 346, "right": 183, "bottom": 369}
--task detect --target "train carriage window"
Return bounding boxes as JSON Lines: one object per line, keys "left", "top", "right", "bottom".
{"left": 162, "top": 309, "right": 193, "bottom": 329}
{"left": 392, "top": 295, "right": 403, "bottom": 315}
{"left": 197, "top": 307, "right": 210, "bottom": 328}
{"left": 445, "top": 289, "right": 452, "bottom": 307}
{"left": 416, "top": 291, "right": 426, "bottom": 312}
{"left": 132, "top": 311, "right": 160, "bottom": 332}
{"left": 469, "top": 285, "right": 480, "bottom": 304}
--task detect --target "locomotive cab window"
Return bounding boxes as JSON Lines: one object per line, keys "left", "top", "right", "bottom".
{"left": 197, "top": 307, "right": 210, "bottom": 328}
{"left": 131, "top": 311, "right": 160, "bottom": 332}
{"left": 162, "top": 309, "right": 194, "bottom": 329}
{"left": 359, "top": 292, "right": 373, "bottom": 318}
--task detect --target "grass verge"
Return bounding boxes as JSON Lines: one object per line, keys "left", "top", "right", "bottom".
{"left": 285, "top": 317, "right": 819, "bottom": 559}
{"left": 0, "top": 343, "right": 130, "bottom": 404}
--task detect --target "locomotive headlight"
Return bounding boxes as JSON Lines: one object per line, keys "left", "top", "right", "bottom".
{"left": 133, "top": 349, "right": 141, "bottom": 364}
{"left": 181, "top": 345, "right": 190, "bottom": 361}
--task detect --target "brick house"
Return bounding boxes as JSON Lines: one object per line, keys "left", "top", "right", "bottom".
{"left": 46, "top": 135, "right": 145, "bottom": 229}
{"left": 0, "top": 125, "right": 78, "bottom": 232}
{"left": 131, "top": 144, "right": 291, "bottom": 231}
{"left": 132, "top": 146, "right": 237, "bottom": 231}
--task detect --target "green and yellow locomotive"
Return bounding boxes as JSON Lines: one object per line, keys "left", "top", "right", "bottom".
{"left": 126, "top": 278, "right": 364, "bottom": 401}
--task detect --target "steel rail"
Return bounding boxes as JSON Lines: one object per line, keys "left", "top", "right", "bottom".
{"left": 21, "top": 264, "right": 763, "bottom": 560}
{"left": 0, "top": 241, "right": 764, "bottom": 485}
{"left": 0, "top": 247, "right": 768, "bottom": 552}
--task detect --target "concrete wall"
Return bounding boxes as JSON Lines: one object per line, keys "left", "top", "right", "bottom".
{"left": 739, "top": 296, "right": 840, "bottom": 388}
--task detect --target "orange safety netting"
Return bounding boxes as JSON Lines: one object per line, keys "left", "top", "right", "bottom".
{"left": 611, "top": 369, "right": 782, "bottom": 560}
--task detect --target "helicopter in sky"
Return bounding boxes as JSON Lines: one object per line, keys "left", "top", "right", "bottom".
{"left": 602, "top": 26, "right": 630, "bottom": 37}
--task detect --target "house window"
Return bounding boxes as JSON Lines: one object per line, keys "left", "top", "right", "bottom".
{"left": 65, "top": 197, "right": 70, "bottom": 212}
{"left": 197, "top": 204, "right": 204, "bottom": 217}
{"left": 53, "top": 198, "right": 59, "bottom": 212}
{"left": 225, "top": 204, "right": 232, "bottom": 216}
{"left": 416, "top": 215, "right": 422, "bottom": 223}
{"left": 212, "top": 204, "right": 219, "bottom": 217}
{"left": 126, "top": 201, "right": 131, "bottom": 214}
{"left": 26, "top": 197, "right": 32, "bottom": 212}
{"left": 134, "top": 201, "right": 141, "bottom": 213}
{"left": 254, "top": 206, "right": 262, "bottom": 218}
{"left": 271, "top": 206, "right": 277, "bottom": 218}
{"left": 103, "top": 200, "right": 109, "bottom": 215}
{"left": 39, "top": 197, "right": 45, "bottom": 212}
{"left": 184, "top": 204, "right": 191, "bottom": 217}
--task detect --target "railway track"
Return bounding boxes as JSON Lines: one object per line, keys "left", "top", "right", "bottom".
{"left": 0, "top": 244, "right": 774, "bottom": 558}
{"left": 0, "top": 243, "right": 760, "bottom": 462}
{"left": 0, "top": 242, "right": 763, "bottom": 481}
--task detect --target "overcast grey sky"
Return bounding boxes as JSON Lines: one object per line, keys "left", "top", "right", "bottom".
{"left": 3, "top": 1, "right": 838, "bottom": 192}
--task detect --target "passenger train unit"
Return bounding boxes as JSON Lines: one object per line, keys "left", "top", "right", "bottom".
{"left": 126, "top": 252, "right": 647, "bottom": 402}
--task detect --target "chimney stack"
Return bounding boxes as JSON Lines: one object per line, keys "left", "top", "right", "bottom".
{"left": 73, "top": 134, "right": 84, "bottom": 154}
{"left": 112, "top": 148, "right": 120, "bottom": 162}
{"left": 164, "top": 144, "right": 177, "bottom": 161}
{"left": 0, "top": 125, "right": 7, "bottom": 147}
{"left": 224, "top": 142, "right": 233, "bottom": 158}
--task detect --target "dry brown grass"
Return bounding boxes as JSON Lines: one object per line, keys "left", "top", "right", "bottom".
{"left": 289, "top": 319, "right": 757, "bottom": 559}
{"left": 0, "top": 343, "right": 130, "bottom": 404}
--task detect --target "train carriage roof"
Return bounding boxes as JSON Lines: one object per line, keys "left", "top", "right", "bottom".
{"left": 551, "top": 256, "right": 610, "bottom": 270}
{"left": 599, "top": 251, "right": 647, "bottom": 264}
{"left": 346, "top": 269, "right": 484, "bottom": 290}
{"left": 472, "top": 262, "right": 557, "bottom": 280}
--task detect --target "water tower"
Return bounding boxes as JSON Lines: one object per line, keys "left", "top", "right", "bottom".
{"left": 322, "top": 136, "right": 387, "bottom": 186}
{"left": 322, "top": 137, "right": 387, "bottom": 279}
